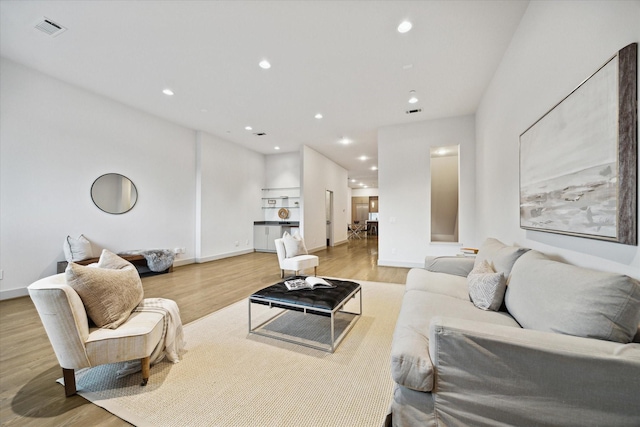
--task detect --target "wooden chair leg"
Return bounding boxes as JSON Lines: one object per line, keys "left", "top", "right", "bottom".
{"left": 314, "top": 266, "right": 317, "bottom": 276}
{"left": 141, "top": 356, "right": 150, "bottom": 386}
{"left": 281, "top": 269, "right": 284, "bottom": 278}
{"left": 63, "top": 368, "right": 76, "bottom": 396}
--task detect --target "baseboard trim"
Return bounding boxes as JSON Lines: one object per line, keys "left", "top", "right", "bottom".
{"left": 196, "top": 249, "right": 255, "bottom": 264}
{"left": 173, "top": 258, "right": 195, "bottom": 267}
{"left": 1, "top": 287, "right": 29, "bottom": 301}
{"left": 377, "top": 259, "right": 424, "bottom": 269}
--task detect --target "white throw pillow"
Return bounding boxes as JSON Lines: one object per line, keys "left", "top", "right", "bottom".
{"left": 63, "top": 234, "right": 94, "bottom": 262}
{"left": 467, "top": 260, "right": 506, "bottom": 311}
{"left": 282, "top": 231, "right": 308, "bottom": 258}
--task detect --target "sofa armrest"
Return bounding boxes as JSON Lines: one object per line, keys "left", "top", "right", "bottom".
{"left": 424, "top": 256, "right": 475, "bottom": 277}
{"left": 428, "top": 316, "right": 640, "bottom": 427}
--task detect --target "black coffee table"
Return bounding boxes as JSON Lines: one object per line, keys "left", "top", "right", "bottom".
{"left": 248, "top": 277, "right": 362, "bottom": 352}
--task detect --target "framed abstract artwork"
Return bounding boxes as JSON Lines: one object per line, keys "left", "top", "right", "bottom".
{"left": 519, "top": 43, "right": 637, "bottom": 245}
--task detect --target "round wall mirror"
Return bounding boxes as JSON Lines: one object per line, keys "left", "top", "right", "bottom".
{"left": 91, "top": 173, "right": 138, "bottom": 214}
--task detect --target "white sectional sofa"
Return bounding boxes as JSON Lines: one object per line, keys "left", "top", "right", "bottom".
{"left": 385, "top": 238, "right": 640, "bottom": 427}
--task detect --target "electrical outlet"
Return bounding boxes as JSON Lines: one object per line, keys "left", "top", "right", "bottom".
{"left": 245, "top": 240, "right": 249, "bottom": 246}
{"left": 180, "top": 247, "right": 186, "bottom": 254}
{"left": 174, "top": 248, "right": 181, "bottom": 254}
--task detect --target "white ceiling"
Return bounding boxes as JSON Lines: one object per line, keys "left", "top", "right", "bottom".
{"left": 0, "top": 1, "right": 528, "bottom": 188}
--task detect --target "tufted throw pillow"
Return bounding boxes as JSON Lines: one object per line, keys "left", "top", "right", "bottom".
{"left": 282, "top": 231, "right": 308, "bottom": 258}
{"left": 63, "top": 234, "right": 94, "bottom": 263}
{"left": 66, "top": 253, "right": 143, "bottom": 329}
{"left": 467, "top": 260, "right": 507, "bottom": 311}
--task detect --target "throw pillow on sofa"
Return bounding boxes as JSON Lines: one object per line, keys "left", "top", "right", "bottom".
{"left": 63, "top": 234, "right": 94, "bottom": 263}
{"left": 467, "top": 260, "right": 507, "bottom": 311}
{"left": 66, "top": 250, "right": 143, "bottom": 329}
{"left": 474, "top": 238, "right": 529, "bottom": 282}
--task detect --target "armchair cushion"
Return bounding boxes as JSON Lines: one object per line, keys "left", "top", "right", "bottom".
{"left": 66, "top": 259, "right": 143, "bottom": 329}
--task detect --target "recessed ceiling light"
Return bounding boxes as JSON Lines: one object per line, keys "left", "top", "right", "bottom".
{"left": 340, "top": 137, "right": 351, "bottom": 145}
{"left": 359, "top": 155, "right": 368, "bottom": 161}
{"left": 245, "top": 126, "right": 252, "bottom": 131}
{"left": 398, "top": 20, "right": 412, "bottom": 33}
{"left": 408, "top": 90, "right": 418, "bottom": 104}
{"left": 437, "top": 148, "right": 447, "bottom": 155}
{"left": 274, "top": 146, "right": 280, "bottom": 150}
{"left": 351, "top": 179, "right": 357, "bottom": 183}
{"left": 359, "top": 183, "right": 365, "bottom": 186}
{"left": 315, "top": 113, "right": 323, "bottom": 119}
{"left": 371, "top": 166, "right": 378, "bottom": 171}
{"left": 259, "top": 59, "right": 271, "bottom": 69}
{"left": 162, "top": 88, "right": 174, "bottom": 96}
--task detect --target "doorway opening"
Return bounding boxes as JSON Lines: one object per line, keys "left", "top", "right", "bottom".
{"left": 430, "top": 145, "right": 459, "bottom": 243}
{"left": 326, "top": 190, "right": 333, "bottom": 246}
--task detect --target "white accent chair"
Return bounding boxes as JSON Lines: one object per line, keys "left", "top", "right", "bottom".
{"left": 28, "top": 273, "right": 165, "bottom": 396}
{"left": 275, "top": 238, "right": 319, "bottom": 278}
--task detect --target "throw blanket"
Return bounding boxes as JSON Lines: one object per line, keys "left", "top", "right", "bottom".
{"left": 120, "top": 249, "right": 175, "bottom": 272}
{"left": 116, "top": 298, "right": 185, "bottom": 378}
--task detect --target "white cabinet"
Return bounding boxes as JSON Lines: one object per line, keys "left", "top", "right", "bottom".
{"left": 254, "top": 225, "right": 281, "bottom": 252}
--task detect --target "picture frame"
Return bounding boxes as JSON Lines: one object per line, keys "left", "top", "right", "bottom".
{"left": 519, "top": 43, "right": 637, "bottom": 245}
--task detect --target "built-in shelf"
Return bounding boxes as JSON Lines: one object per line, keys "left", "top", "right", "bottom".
{"left": 261, "top": 187, "right": 300, "bottom": 221}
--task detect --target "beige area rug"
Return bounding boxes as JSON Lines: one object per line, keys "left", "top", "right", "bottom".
{"left": 65, "top": 280, "right": 405, "bottom": 427}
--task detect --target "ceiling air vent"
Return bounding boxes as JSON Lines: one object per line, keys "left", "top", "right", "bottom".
{"left": 35, "top": 18, "right": 66, "bottom": 37}
{"left": 405, "top": 108, "right": 422, "bottom": 114}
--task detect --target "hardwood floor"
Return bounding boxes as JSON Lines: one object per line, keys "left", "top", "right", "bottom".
{"left": 0, "top": 237, "right": 408, "bottom": 426}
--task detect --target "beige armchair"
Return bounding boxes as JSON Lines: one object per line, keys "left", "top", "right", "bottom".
{"left": 275, "top": 238, "right": 319, "bottom": 278}
{"left": 28, "top": 273, "right": 165, "bottom": 396}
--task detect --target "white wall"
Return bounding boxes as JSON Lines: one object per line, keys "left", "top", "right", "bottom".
{"left": 378, "top": 114, "right": 476, "bottom": 267}
{"left": 264, "top": 152, "right": 301, "bottom": 222}
{"left": 301, "top": 146, "right": 349, "bottom": 250}
{"left": 196, "top": 132, "right": 264, "bottom": 262}
{"left": 0, "top": 58, "right": 197, "bottom": 298}
{"left": 476, "top": 0, "right": 640, "bottom": 279}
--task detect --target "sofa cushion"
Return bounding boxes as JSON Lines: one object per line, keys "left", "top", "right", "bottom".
{"left": 425, "top": 256, "right": 475, "bottom": 277}
{"left": 390, "top": 290, "right": 520, "bottom": 392}
{"left": 505, "top": 250, "right": 640, "bottom": 343}
{"left": 474, "top": 238, "right": 529, "bottom": 282}
{"left": 467, "top": 260, "right": 506, "bottom": 311}
{"left": 406, "top": 268, "right": 469, "bottom": 301}
{"left": 66, "top": 258, "right": 143, "bottom": 329}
